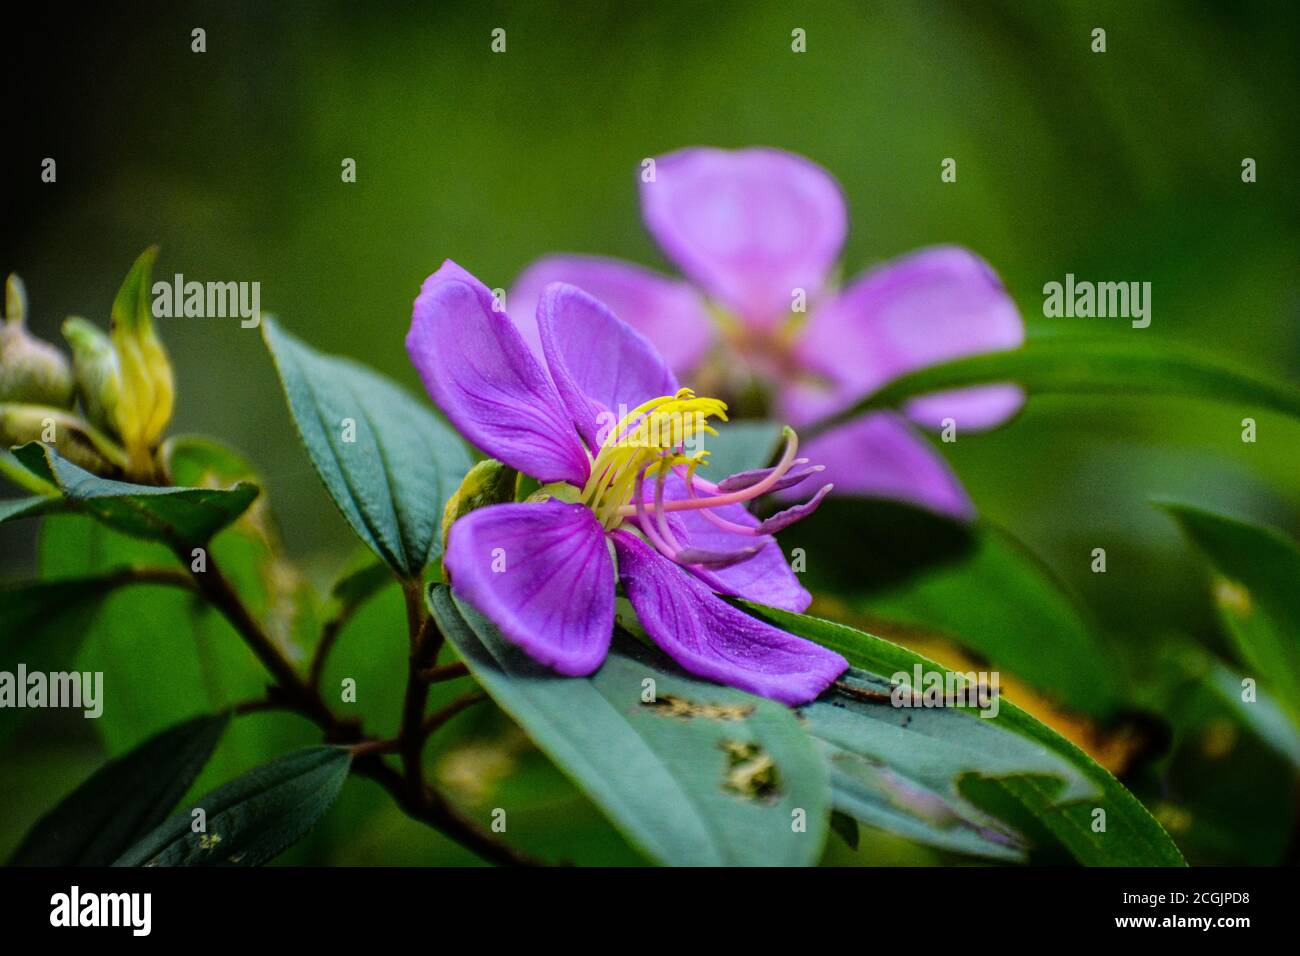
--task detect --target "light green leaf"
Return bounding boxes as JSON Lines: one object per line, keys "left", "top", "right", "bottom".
{"left": 9, "top": 714, "right": 230, "bottom": 866}
{"left": 114, "top": 746, "right": 352, "bottom": 867}
{"left": 0, "top": 494, "right": 60, "bottom": 524}
{"left": 9, "top": 441, "right": 257, "bottom": 544}
{"left": 808, "top": 337, "right": 1300, "bottom": 438}
{"left": 38, "top": 512, "right": 305, "bottom": 787}
{"left": 699, "top": 420, "right": 782, "bottom": 479}
{"left": 262, "top": 319, "right": 472, "bottom": 579}
{"left": 803, "top": 667, "right": 1096, "bottom": 862}
{"left": 1159, "top": 502, "right": 1300, "bottom": 727}
{"left": 744, "top": 602, "right": 1186, "bottom": 866}
{"left": 430, "top": 585, "right": 830, "bottom": 866}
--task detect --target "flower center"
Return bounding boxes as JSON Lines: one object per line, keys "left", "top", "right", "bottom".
{"left": 580, "top": 388, "right": 726, "bottom": 530}
{"left": 577, "top": 388, "right": 831, "bottom": 571}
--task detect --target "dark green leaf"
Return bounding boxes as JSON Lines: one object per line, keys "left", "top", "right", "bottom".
{"left": 0, "top": 574, "right": 159, "bottom": 675}
{"left": 9, "top": 714, "right": 229, "bottom": 866}
{"left": 782, "top": 501, "right": 1121, "bottom": 716}
{"left": 431, "top": 585, "right": 830, "bottom": 866}
{"left": 262, "top": 320, "right": 472, "bottom": 578}
{"left": 1159, "top": 502, "right": 1300, "bottom": 727}
{"left": 114, "top": 746, "right": 352, "bottom": 867}
{"left": 10, "top": 442, "right": 257, "bottom": 544}
{"left": 744, "top": 603, "right": 1186, "bottom": 866}
{"left": 0, "top": 575, "right": 121, "bottom": 744}
{"left": 828, "top": 809, "right": 860, "bottom": 850}
{"left": 808, "top": 337, "right": 1300, "bottom": 438}
{"left": 862, "top": 523, "right": 1123, "bottom": 717}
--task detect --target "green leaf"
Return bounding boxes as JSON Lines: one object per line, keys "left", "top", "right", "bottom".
{"left": 744, "top": 603, "right": 1186, "bottom": 866}
{"left": 808, "top": 336, "right": 1300, "bottom": 438}
{"left": 781, "top": 501, "right": 1122, "bottom": 717}
{"left": 430, "top": 585, "right": 831, "bottom": 866}
{"left": 262, "top": 319, "right": 472, "bottom": 579}
{"left": 1202, "top": 659, "right": 1300, "bottom": 771}
{"left": 0, "top": 575, "right": 122, "bottom": 744}
{"left": 37, "top": 513, "right": 306, "bottom": 785}
{"left": 8, "top": 714, "right": 230, "bottom": 865}
{"left": 0, "top": 495, "right": 60, "bottom": 524}
{"left": 0, "top": 574, "right": 156, "bottom": 674}
{"left": 330, "top": 557, "right": 396, "bottom": 607}
{"left": 9, "top": 442, "right": 257, "bottom": 544}
{"left": 1158, "top": 502, "right": 1300, "bottom": 727}
{"left": 864, "top": 523, "right": 1123, "bottom": 717}
{"left": 804, "top": 668, "right": 1091, "bottom": 862}
{"left": 114, "top": 746, "right": 352, "bottom": 867}
{"left": 699, "top": 420, "right": 782, "bottom": 479}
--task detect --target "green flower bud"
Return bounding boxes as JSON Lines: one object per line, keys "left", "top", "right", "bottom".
{"left": 62, "top": 316, "right": 124, "bottom": 436}
{"left": 0, "top": 403, "right": 118, "bottom": 476}
{"left": 0, "top": 274, "right": 75, "bottom": 408}
{"left": 440, "top": 458, "right": 519, "bottom": 558}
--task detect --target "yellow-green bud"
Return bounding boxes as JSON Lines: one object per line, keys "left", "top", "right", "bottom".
{"left": 62, "top": 316, "right": 124, "bottom": 436}
{"left": 440, "top": 459, "right": 519, "bottom": 557}
{"left": 0, "top": 403, "right": 117, "bottom": 475}
{"left": 0, "top": 274, "right": 75, "bottom": 408}
{"left": 108, "top": 247, "right": 175, "bottom": 473}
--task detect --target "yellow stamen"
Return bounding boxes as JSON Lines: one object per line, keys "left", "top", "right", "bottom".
{"left": 580, "top": 387, "right": 728, "bottom": 530}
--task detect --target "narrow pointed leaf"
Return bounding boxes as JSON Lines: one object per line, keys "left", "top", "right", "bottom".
{"left": 114, "top": 746, "right": 352, "bottom": 867}
{"left": 10, "top": 442, "right": 256, "bottom": 544}
{"left": 1159, "top": 502, "right": 1300, "bottom": 727}
{"left": 9, "top": 714, "right": 230, "bottom": 865}
{"left": 808, "top": 336, "right": 1300, "bottom": 438}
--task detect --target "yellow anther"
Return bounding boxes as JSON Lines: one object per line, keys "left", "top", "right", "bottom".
{"left": 580, "top": 389, "right": 728, "bottom": 530}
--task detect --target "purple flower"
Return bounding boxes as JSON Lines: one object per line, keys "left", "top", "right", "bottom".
{"left": 510, "top": 147, "right": 1025, "bottom": 519}
{"left": 407, "top": 261, "right": 848, "bottom": 706}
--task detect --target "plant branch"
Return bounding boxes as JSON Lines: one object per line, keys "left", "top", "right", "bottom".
{"left": 420, "top": 690, "right": 486, "bottom": 739}
{"left": 309, "top": 601, "right": 360, "bottom": 690}
{"left": 419, "top": 661, "right": 470, "bottom": 683}
{"left": 177, "top": 542, "right": 531, "bottom": 865}
{"left": 107, "top": 565, "right": 198, "bottom": 592}
{"left": 398, "top": 578, "right": 444, "bottom": 797}
{"left": 349, "top": 753, "right": 540, "bottom": 867}
{"left": 177, "top": 543, "right": 336, "bottom": 729}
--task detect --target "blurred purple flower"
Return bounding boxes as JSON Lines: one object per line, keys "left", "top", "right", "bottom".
{"left": 511, "top": 147, "right": 1025, "bottom": 519}
{"left": 407, "top": 261, "right": 846, "bottom": 705}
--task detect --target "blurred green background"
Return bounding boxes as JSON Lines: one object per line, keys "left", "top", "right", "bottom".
{"left": 3, "top": 0, "right": 1298, "bottom": 865}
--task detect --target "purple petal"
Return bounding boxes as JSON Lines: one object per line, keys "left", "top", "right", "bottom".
{"left": 794, "top": 245, "right": 1025, "bottom": 431}
{"left": 535, "top": 282, "right": 677, "bottom": 451}
{"left": 641, "top": 147, "right": 846, "bottom": 329}
{"left": 510, "top": 255, "right": 715, "bottom": 376}
{"left": 785, "top": 412, "right": 975, "bottom": 520}
{"left": 754, "top": 483, "right": 833, "bottom": 535}
{"left": 445, "top": 500, "right": 614, "bottom": 676}
{"left": 612, "top": 530, "right": 847, "bottom": 706}
{"left": 673, "top": 545, "right": 764, "bottom": 569}
{"left": 716, "top": 460, "right": 822, "bottom": 495}
{"left": 408, "top": 261, "right": 589, "bottom": 485}
{"left": 642, "top": 471, "right": 811, "bottom": 612}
